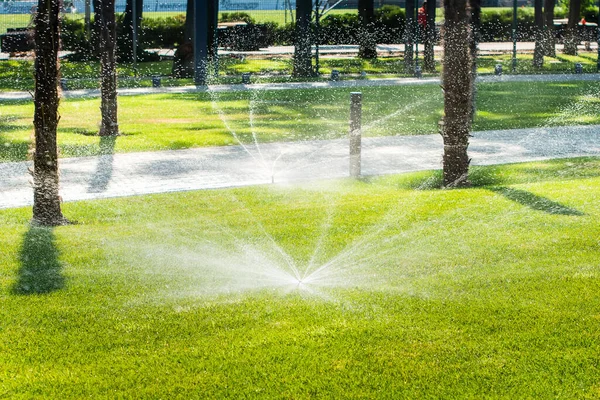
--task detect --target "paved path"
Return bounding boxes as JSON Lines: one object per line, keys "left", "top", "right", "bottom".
{"left": 2, "top": 73, "right": 600, "bottom": 101}
{"left": 1, "top": 125, "right": 599, "bottom": 210}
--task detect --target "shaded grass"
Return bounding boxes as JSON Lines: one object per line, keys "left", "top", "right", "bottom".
{"left": 2, "top": 49, "right": 599, "bottom": 91}
{"left": 2, "top": 80, "right": 600, "bottom": 162}
{"left": 1, "top": 158, "right": 600, "bottom": 397}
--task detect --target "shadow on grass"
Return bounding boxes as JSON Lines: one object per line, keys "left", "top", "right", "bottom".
{"left": 87, "top": 135, "right": 117, "bottom": 193}
{"left": 489, "top": 186, "right": 584, "bottom": 216}
{"left": 12, "top": 225, "right": 65, "bottom": 295}
{"left": 385, "top": 158, "right": 600, "bottom": 191}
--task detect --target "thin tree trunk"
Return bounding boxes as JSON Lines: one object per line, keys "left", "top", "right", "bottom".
{"left": 404, "top": 0, "right": 415, "bottom": 73}
{"left": 423, "top": 0, "right": 436, "bottom": 71}
{"left": 96, "top": 0, "right": 119, "bottom": 136}
{"left": 543, "top": 0, "right": 556, "bottom": 56}
{"left": 358, "top": 0, "right": 377, "bottom": 59}
{"left": 564, "top": 0, "right": 581, "bottom": 55}
{"left": 32, "top": 0, "right": 67, "bottom": 225}
{"left": 469, "top": 0, "right": 480, "bottom": 121}
{"left": 442, "top": 0, "right": 472, "bottom": 187}
{"left": 533, "top": 0, "right": 544, "bottom": 67}
{"left": 293, "top": 0, "right": 313, "bottom": 77}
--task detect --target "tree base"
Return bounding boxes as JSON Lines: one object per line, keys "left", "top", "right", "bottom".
{"left": 172, "top": 42, "right": 194, "bottom": 79}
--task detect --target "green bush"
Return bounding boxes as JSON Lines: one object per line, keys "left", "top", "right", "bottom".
{"left": 140, "top": 14, "right": 185, "bottom": 48}
{"left": 58, "top": 6, "right": 594, "bottom": 55}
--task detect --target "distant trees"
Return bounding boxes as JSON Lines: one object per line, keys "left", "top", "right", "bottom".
{"left": 441, "top": 0, "right": 473, "bottom": 187}
{"left": 32, "top": 0, "right": 67, "bottom": 225}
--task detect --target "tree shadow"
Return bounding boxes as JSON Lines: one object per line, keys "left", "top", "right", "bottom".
{"left": 489, "top": 187, "right": 585, "bottom": 216}
{"left": 87, "top": 135, "right": 117, "bottom": 193}
{"left": 12, "top": 225, "right": 65, "bottom": 295}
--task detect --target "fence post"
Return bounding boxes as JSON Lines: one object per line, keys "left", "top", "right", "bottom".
{"left": 349, "top": 92, "right": 362, "bottom": 178}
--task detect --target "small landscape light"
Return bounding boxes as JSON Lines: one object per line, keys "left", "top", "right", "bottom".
{"left": 241, "top": 72, "right": 251, "bottom": 84}
{"left": 330, "top": 69, "right": 340, "bottom": 81}
{"left": 494, "top": 64, "right": 502, "bottom": 76}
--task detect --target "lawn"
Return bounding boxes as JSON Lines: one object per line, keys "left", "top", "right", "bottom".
{"left": 1, "top": 51, "right": 599, "bottom": 92}
{"left": 1, "top": 157, "right": 600, "bottom": 397}
{"left": 2, "top": 80, "right": 600, "bottom": 162}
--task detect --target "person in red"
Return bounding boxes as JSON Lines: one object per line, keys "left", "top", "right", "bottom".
{"left": 418, "top": 1, "right": 427, "bottom": 29}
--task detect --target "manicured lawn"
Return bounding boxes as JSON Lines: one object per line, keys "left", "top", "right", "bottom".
{"left": 1, "top": 157, "right": 600, "bottom": 397}
{"left": 2, "top": 80, "right": 600, "bottom": 162}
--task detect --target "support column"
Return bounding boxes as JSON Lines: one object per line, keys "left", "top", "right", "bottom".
{"left": 194, "top": 0, "right": 208, "bottom": 86}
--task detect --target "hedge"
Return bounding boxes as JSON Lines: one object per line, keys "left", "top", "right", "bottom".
{"left": 59, "top": 6, "right": 596, "bottom": 55}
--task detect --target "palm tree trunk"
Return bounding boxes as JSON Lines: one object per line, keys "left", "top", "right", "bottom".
{"left": 404, "top": 0, "right": 415, "bottom": 73}
{"left": 533, "top": 0, "right": 544, "bottom": 67}
{"left": 469, "top": 0, "right": 480, "bottom": 121}
{"left": 564, "top": 0, "right": 581, "bottom": 55}
{"left": 32, "top": 0, "right": 67, "bottom": 225}
{"left": 293, "top": 0, "right": 313, "bottom": 77}
{"left": 423, "top": 0, "right": 437, "bottom": 72}
{"left": 543, "top": 0, "right": 556, "bottom": 57}
{"left": 358, "top": 0, "right": 377, "bottom": 59}
{"left": 96, "top": 0, "right": 119, "bottom": 136}
{"left": 172, "top": 0, "right": 194, "bottom": 78}
{"left": 442, "top": 0, "right": 472, "bottom": 187}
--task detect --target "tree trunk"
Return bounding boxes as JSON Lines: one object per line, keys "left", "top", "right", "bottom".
{"left": 533, "top": 0, "right": 544, "bottom": 67}
{"left": 469, "top": 0, "right": 480, "bottom": 121}
{"left": 172, "top": 0, "right": 194, "bottom": 78}
{"left": 173, "top": 0, "right": 217, "bottom": 78}
{"left": 423, "top": 0, "right": 437, "bottom": 71}
{"left": 404, "top": 0, "right": 415, "bottom": 73}
{"left": 442, "top": 0, "right": 472, "bottom": 188}
{"left": 543, "top": 0, "right": 556, "bottom": 57}
{"left": 32, "top": 0, "right": 67, "bottom": 226}
{"left": 95, "top": 0, "right": 119, "bottom": 136}
{"left": 293, "top": 0, "right": 313, "bottom": 77}
{"left": 358, "top": 0, "right": 377, "bottom": 59}
{"left": 564, "top": 0, "right": 581, "bottom": 55}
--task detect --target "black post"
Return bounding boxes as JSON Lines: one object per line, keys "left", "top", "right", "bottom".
{"left": 194, "top": 0, "right": 208, "bottom": 86}
{"left": 512, "top": 0, "right": 517, "bottom": 72}
{"left": 349, "top": 92, "right": 362, "bottom": 178}
{"left": 597, "top": 0, "right": 600, "bottom": 71}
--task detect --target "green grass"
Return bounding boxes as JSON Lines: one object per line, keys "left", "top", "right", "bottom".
{"left": 2, "top": 50, "right": 599, "bottom": 92}
{"left": 2, "top": 80, "right": 600, "bottom": 162}
{"left": 1, "top": 157, "right": 600, "bottom": 398}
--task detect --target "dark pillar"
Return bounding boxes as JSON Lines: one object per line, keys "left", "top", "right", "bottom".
{"left": 194, "top": 0, "right": 208, "bottom": 86}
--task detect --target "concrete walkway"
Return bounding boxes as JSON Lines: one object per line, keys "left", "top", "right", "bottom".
{"left": 1, "top": 124, "right": 599, "bottom": 210}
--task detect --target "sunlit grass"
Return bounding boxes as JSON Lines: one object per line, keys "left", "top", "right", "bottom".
{"left": 2, "top": 80, "right": 600, "bottom": 161}
{"left": 1, "top": 157, "right": 600, "bottom": 398}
